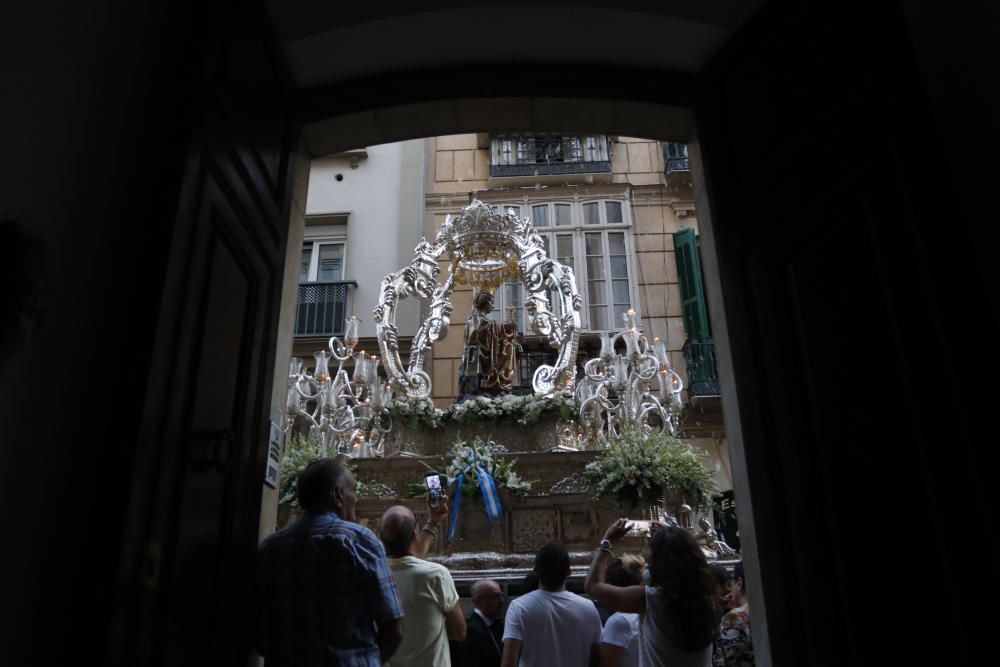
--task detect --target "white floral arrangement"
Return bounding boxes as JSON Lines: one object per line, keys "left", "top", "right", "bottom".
{"left": 387, "top": 392, "right": 577, "bottom": 430}
{"left": 386, "top": 395, "right": 443, "bottom": 429}
{"left": 413, "top": 436, "right": 533, "bottom": 497}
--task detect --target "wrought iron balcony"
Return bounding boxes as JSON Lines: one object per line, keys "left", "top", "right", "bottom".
{"left": 682, "top": 336, "right": 720, "bottom": 397}
{"left": 663, "top": 142, "right": 691, "bottom": 174}
{"left": 490, "top": 161, "right": 612, "bottom": 178}
{"left": 294, "top": 280, "right": 357, "bottom": 337}
{"left": 490, "top": 134, "right": 612, "bottom": 178}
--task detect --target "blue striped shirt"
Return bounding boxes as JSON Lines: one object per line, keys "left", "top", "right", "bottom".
{"left": 255, "top": 512, "right": 403, "bottom": 667}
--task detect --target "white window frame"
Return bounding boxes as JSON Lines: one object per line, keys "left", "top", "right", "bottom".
{"left": 300, "top": 236, "right": 347, "bottom": 283}
{"left": 482, "top": 199, "right": 637, "bottom": 333}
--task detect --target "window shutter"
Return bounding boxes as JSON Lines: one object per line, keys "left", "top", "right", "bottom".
{"left": 673, "top": 228, "right": 711, "bottom": 338}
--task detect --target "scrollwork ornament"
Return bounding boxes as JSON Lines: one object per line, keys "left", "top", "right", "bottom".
{"left": 375, "top": 200, "right": 581, "bottom": 399}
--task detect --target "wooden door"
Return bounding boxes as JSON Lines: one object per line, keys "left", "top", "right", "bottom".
{"left": 694, "top": 1, "right": 996, "bottom": 665}
{"left": 108, "top": 6, "right": 298, "bottom": 666}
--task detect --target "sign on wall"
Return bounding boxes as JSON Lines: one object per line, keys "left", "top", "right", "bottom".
{"left": 265, "top": 404, "right": 283, "bottom": 489}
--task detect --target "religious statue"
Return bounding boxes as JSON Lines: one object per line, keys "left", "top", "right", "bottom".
{"left": 457, "top": 291, "right": 520, "bottom": 401}
{"left": 695, "top": 516, "right": 738, "bottom": 558}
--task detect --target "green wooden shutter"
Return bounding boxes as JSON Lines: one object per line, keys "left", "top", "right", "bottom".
{"left": 673, "top": 228, "right": 711, "bottom": 338}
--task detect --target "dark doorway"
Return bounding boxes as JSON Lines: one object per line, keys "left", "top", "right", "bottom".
{"left": 3, "top": 2, "right": 996, "bottom": 667}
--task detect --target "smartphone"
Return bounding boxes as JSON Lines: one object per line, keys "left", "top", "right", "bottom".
{"left": 627, "top": 520, "right": 652, "bottom": 537}
{"left": 424, "top": 473, "right": 444, "bottom": 500}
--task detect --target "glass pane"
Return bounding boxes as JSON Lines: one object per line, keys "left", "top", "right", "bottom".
{"left": 586, "top": 257, "right": 605, "bottom": 280}
{"left": 610, "top": 256, "right": 628, "bottom": 279}
{"left": 483, "top": 297, "right": 499, "bottom": 322}
{"left": 318, "top": 244, "right": 343, "bottom": 282}
{"left": 588, "top": 281, "right": 606, "bottom": 304}
{"left": 605, "top": 201, "right": 623, "bottom": 224}
{"left": 612, "top": 279, "right": 630, "bottom": 304}
{"left": 555, "top": 204, "right": 572, "bottom": 226}
{"left": 503, "top": 205, "right": 520, "bottom": 217}
{"left": 299, "top": 246, "right": 312, "bottom": 282}
{"left": 608, "top": 232, "right": 626, "bottom": 255}
{"left": 546, "top": 287, "right": 561, "bottom": 317}
{"left": 583, "top": 202, "right": 600, "bottom": 225}
{"left": 612, "top": 304, "right": 630, "bottom": 327}
{"left": 532, "top": 205, "right": 548, "bottom": 227}
{"left": 585, "top": 233, "right": 603, "bottom": 255}
{"left": 556, "top": 235, "right": 574, "bottom": 265}
{"left": 589, "top": 306, "right": 607, "bottom": 330}
{"left": 506, "top": 282, "right": 522, "bottom": 308}
{"left": 539, "top": 236, "right": 550, "bottom": 255}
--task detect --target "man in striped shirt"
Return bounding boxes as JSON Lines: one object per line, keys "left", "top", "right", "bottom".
{"left": 255, "top": 458, "right": 404, "bottom": 666}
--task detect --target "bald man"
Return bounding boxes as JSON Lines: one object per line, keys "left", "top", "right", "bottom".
{"left": 461, "top": 579, "right": 506, "bottom": 667}
{"left": 380, "top": 501, "right": 466, "bottom": 667}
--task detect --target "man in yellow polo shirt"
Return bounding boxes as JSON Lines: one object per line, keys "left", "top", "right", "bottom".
{"left": 380, "top": 502, "right": 466, "bottom": 667}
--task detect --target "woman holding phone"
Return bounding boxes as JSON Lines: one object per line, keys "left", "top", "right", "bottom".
{"left": 585, "top": 519, "right": 717, "bottom": 667}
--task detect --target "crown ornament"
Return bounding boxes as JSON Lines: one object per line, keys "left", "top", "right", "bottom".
{"left": 437, "top": 199, "right": 533, "bottom": 289}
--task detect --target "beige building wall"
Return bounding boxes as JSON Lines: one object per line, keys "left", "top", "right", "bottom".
{"left": 424, "top": 133, "right": 699, "bottom": 409}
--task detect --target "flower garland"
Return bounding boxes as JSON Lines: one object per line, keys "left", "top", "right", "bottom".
{"left": 387, "top": 392, "right": 577, "bottom": 430}
{"left": 386, "top": 395, "right": 443, "bottom": 429}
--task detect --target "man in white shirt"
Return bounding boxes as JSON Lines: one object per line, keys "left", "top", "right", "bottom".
{"left": 380, "top": 503, "right": 466, "bottom": 667}
{"left": 501, "top": 543, "right": 603, "bottom": 667}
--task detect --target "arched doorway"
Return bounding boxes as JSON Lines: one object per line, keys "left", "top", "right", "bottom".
{"left": 90, "top": 3, "right": 995, "bottom": 667}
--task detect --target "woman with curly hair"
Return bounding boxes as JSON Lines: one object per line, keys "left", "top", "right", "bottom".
{"left": 585, "top": 519, "right": 717, "bottom": 667}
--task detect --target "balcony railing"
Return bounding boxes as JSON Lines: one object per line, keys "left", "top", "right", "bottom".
{"left": 682, "top": 336, "right": 720, "bottom": 397}
{"left": 663, "top": 143, "right": 691, "bottom": 174}
{"left": 666, "top": 156, "right": 691, "bottom": 172}
{"left": 294, "top": 280, "right": 357, "bottom": 337}
{"left": 490, "top": 135, "right": 612, "bottom": 178}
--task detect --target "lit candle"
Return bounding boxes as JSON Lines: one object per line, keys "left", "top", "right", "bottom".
{"left": 313, "top": 350, "right": 331, "bottom": 383}
{"left": 624, "top": 309, "right": 638, "bottom": 331}
{"left": 653, "top": 337, "right": 670, "bottom": 368}
{"left": 352, "top": 352, "right": 367, "bottom": 382}
{"left": 345, "top": 315, "right": 360, "bottom": 348}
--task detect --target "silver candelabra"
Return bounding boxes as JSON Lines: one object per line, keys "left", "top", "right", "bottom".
{"left": 575, "top": 309, "right": 683, "bottom": 447}
{"left": 286, "top": 316, "right": 393, "bottom": 457}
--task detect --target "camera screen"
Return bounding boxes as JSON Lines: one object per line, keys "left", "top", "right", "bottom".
{"left": 627, "top": 520, "right": 651, "bottom": 537}
{"left": 424, "top": 474, "right": 442, "bottom": 493}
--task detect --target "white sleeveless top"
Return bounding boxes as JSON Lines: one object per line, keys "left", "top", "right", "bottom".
{"left": 639, "top": 586, "right": 713, "bottom": 667}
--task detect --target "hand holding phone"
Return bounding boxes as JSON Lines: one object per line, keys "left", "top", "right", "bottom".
{"left": 424, "top": 473, "right": 443, "bottom": 500}
{"left": 627, "top": 520, "right": 652, "bottom": 537}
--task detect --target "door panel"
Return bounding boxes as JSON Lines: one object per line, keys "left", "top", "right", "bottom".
{"left": 695, "top": 2, "right": 994, "bottom": 665}
{"left": 110, "top": 6, "right": 298, "bottom": 666}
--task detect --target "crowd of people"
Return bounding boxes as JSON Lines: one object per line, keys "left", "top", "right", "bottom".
{"left": 254, "top": 457, "right": 753, "bottom": 666}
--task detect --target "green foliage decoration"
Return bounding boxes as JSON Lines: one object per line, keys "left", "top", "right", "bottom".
{"left": 584, "top": 427, "right": 718, "bottom": 510}
{"left": 278, "top": 432, "right": 364, "bottom": 509}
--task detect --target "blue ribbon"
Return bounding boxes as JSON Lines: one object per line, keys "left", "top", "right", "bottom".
{"left": 448, "top": 453, "right": 505, "bottom": 541}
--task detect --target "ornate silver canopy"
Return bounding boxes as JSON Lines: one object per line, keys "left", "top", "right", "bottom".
{"left": 373, "top": 199, "right": 581, "bottom": 399}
